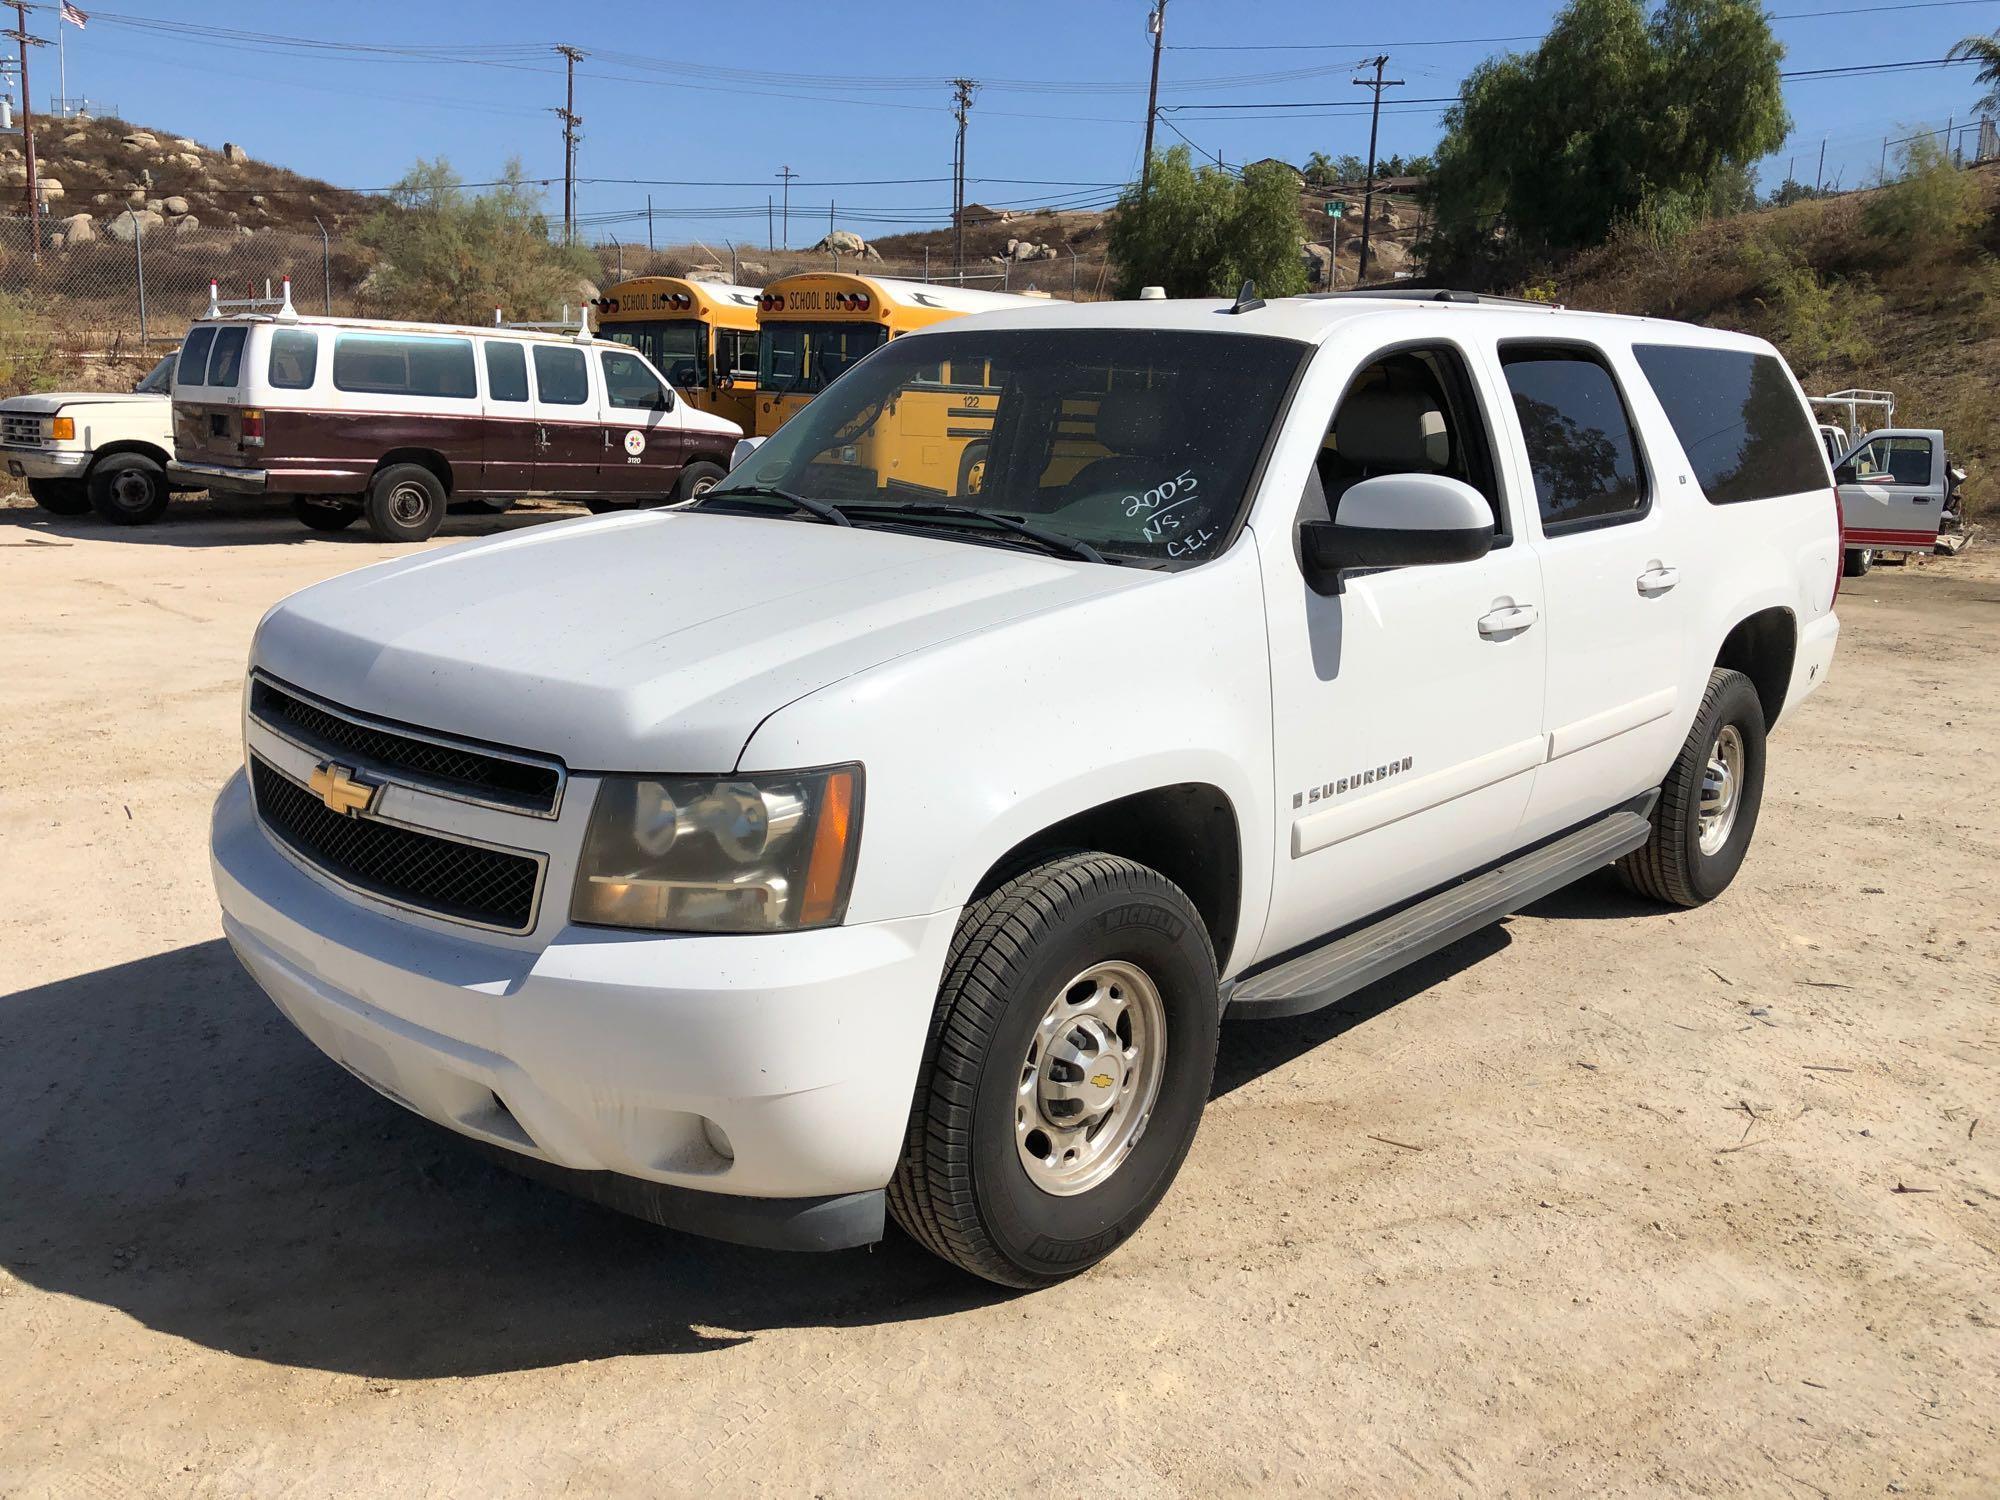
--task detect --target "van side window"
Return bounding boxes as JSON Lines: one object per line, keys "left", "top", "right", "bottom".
{"left": 485, "top": 342, "right": 529, "bottom": 403}
{"left": 532, "top": 345, "right": 590, "bottom": 405}
{"left": 1632, "top": 344, "right": 1825, "bottom": 504}
{"left": 332, "top": 335, "right": 477, "bottom": 399}
{"left": 1499, "top": 345, "right": 1647, "bottom": 531}
{"left": 267, "top": 329, "right": 318, "bottom": 391}
{"left": 208, "top": 326, "right": 248, "bottom": 388}
{"left": 177, "top": 326, "right": 215, "bottom": 387}
{"left": 601, "top": 348, "right": 670, "bottom": 410}
{"left": 1314, "top": 344, "right": 1506, "bottom": 538}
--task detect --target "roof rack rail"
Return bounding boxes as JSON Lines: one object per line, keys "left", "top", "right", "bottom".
{"left": 493, "top": 304, "right": 593, "bottom": 342}
{"left": 205, "top": 275, "right": 299, "bottom": 322}
{"left": 1303, "top": 287, "right": 1564, "bottom": 310}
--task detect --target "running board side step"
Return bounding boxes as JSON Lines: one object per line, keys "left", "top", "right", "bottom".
{"left": 1224, "top": 798, "right": 1656, "bottom": 1021}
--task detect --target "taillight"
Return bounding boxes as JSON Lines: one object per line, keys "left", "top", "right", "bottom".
{"left": 241, "top": 408, "right": 265, "bottom": 447}
{"left": 851, "top": 292, "right": 869, "bottom": 311}
{"left": 50, "top": 415, "right": 75, "bottom": 442}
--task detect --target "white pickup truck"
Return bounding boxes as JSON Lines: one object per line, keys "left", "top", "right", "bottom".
{"left": 1, "top": 354, "right": 182, "bottom": 523}
{"left": 210, "top": 289, "right": 1841, "bottom": 1287}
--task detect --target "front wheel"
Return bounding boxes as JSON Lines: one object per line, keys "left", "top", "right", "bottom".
{"left": 674, "top": 460, "right": 726, "bottom": 503}
{"left": 87, "top": 453, "right": 171, "bottom": 525}
{"left": 27, "top": 477, "right": 90, "bottom": 515}
{"left": 1843, "top": 547, "right": 1873, "bottom": 578}
{"left": 364, "top": 463, "right": 447, "bottom": 542}
{"left": 889, "top": 852, "right": 1219, "bottom": 1288}
{"left": 1616, "top": 667, "right": 1767, "bottom": 908}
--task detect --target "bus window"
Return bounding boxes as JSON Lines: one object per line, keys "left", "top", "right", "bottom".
{"left": 715, "top": 327, "right": 758, "bottom": 382}
{"left": 604, "top": 320, "right": 707, "bottom": 388}
{"left": 758, "top": 323, "right": 889, "bottom": 396}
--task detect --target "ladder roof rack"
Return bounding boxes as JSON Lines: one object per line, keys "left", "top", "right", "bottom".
{"left": 493, "top": 304, "right": 593, "bottom": 342}
{"left": 205, "top": 276, "right": 299, "bottom": 322}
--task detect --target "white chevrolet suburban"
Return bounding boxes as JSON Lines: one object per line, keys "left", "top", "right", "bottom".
{"left": 210, "top": 289, "right": 1842, "bottom": 1287}
{"left": 2, "top": 353, "right": 182, "bottom": 523}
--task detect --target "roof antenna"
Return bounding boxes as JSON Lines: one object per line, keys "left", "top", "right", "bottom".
{"left": 1227, "top": 279, "right": 1264, "bottom": 315}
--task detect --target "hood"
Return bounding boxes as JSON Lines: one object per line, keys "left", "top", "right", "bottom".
{"left": 253, "top": 509, "right": 1147, "bottom": 772}
{"left": 0, "top": 391, "right": 164, "bottom": 414}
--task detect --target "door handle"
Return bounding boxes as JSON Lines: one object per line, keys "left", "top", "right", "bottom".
{"left": 1636, "top": 565, "right": 1680, "bottom": 595}
{"left": 1477, "top": 603, "right": 1538, "bottom": 637}
{"left": 535, "top": 425, "right": 551, "bottom": 453}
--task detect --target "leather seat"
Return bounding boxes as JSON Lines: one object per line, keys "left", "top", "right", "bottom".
{"left": 1066, "top": 390, "right": 1182, "bottom": 497}
{"left": 1319, "top": 385, "right": 1450, "bottom": 508}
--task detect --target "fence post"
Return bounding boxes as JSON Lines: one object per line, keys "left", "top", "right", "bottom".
{"left": 315, "top": 217, "right": 331, "bottom": 313}
{"left": 1069, "top": 248, "right": 1077, "bottom": 301}
{"left": 133, "top": 218, "right": 147, "bottom": 348}
{"left": 1004, "top": 259, "right": 1011, "bottom": 291}
{"left": 924, "top": 246, "right": 930, "bottom": 282}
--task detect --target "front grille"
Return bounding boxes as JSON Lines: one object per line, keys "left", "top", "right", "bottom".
{"left": 250, "top": 756, "right": 542, "bottom": 933}
{"left": 2, "top": 413, "right": 46, "bottom": 447}
{"left": 250, "top": 675, "right": 563, "bottom": 815}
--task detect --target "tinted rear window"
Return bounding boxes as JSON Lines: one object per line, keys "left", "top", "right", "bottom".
{"left": 1633, "top": 344, "right": 1826, "bottom": 503}
{"left": 1500, "top": 345, "right": 1647, "bottom": 530}
{"left": 208, "top": 326, "right": 247, "bottom": 388}
{"left": 267, "top": 328, "right": 318, "bottom": 390}
{"left": 485, "top": 341, "right": 529, "bottom": 403}
{"left": 332, "top": 334, "right": 478, "bottom": 399}
{"left": 176, "top": 327, "right": 214, "bottom": 387}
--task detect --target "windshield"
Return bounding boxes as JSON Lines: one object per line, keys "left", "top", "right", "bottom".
{"left": 135, "top": 355, "right": 175, "bottom": 394}
{"left": 604, "top": 320, "right": 705, "bottom": 387}
{"left": 714, "top": 327, "right": 1309, "bottom": 569}
{"left": 758, "top": 321, "right": 890, "bottom": 397}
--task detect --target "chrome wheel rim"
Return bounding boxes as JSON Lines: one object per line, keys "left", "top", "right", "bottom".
{"left": 388, "top": 480, "right": 430, "bottom": 526}
{"left": 1015, "top": 960, "right": 1166, "bottom": 1196}
{"left": 1699, "top": 723, "right": 1745, "bottom": 856}
{"left": 690, "top": 473, "right": 719, "bottom": 496}
{"left": 111, "top": 469, "right": 156, "bottom": 511}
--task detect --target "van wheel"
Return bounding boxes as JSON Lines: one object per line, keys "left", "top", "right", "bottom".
{"left": 365, "top": 464, "right": 447, "bottom": 542}
{"left": 1843, "top": 547, "right": 1872, "bottom": 577}
{"left": 292, "top": 495, "right": 361, "bottom": 532}
{"left": 88, "top": 453, "right": 171, "bottom": 525}
{"left": 27, "top": 477, "right": 90, "bottom": 515}
{"left": 674, "top": 461, "right": 727, "bottom": 502}
{"left": 1616, "top": 668, "right": 1767, "bottom": 908}
{"left": 888, "top": 852, "right": 1219, "bottom": 1288}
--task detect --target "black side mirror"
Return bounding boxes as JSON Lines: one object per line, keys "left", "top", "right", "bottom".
{"left": 1299, "top": 474, "right": 1494, "bottom": 596}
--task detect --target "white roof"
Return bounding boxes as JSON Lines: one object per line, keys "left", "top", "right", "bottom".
{"left": 899, "top": 290, "right": 1778, "bottom": 354}
{"left": 192, "top": 311, "right": 597, "bottom": 347}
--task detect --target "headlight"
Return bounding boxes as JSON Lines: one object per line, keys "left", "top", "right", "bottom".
{"left": 571, "top": 765, "right": 862, "bottom": 933}
{"left": 50, "top": 416, "right": 75, "bottom": 442}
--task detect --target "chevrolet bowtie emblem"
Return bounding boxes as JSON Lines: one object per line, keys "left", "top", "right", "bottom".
{"left": 308, "top": 761, "right": 378, "bottom": 817}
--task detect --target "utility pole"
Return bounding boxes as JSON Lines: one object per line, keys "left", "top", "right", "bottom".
{"left": 1138, "top": 1, "right": 1167, "bottom": 204}
{"left": 951, "top": 78, "right": 976, "bottom": 283}
{"left": 767, "top": 195, "right": 774, "bottom": 252}
{"left": 646, "top": 193, "right": 654, "bottom": 252}
{"left": 1815, "top": 135, "right": 1826, "bottom": 192}
{"left": 1352, "top": 55, "right": 1403, "bottom": 284}
{"left": 553, "top": 45, "right": 584, "bottom": 245}
{"left": 775, "top": 164, "right": 797, "bottom": 249}
{"left": 4, "top": 2, "right": 48, "bottom": 256}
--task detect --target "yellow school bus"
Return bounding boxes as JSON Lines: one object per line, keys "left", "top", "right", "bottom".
{"left": 594, "top": 276, "right": 762, "bottom": 431}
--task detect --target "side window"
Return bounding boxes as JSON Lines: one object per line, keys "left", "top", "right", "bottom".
{"left": 601, "top": 348, "right": 670, "bottom": 410}
{"left": 177, "top": 326, "right": 215, "bottom": 387}
{"left": 484, "top": 341, "right": 530, "bottom": 403}
{"left": 1315, "top": 344, "right": 1506, "bottom": 536}
{"left": 1632, "top": 344, "right": 1824, "bottom": 504}
{"left": 532, "top": 345, "right": 590, "bottom": 405}
{"left": 719, "top": 328, "right": 758, "bottom": 381}
{"left": 332, "top": 335, "right": 477, "bottom": 398}
{"left": 1499, "top": 345, "right": 1647, "bottom": 531}
{"left": 1851, "top": 436, "right": 1932, "bottom": 485}
{"left": 207, "top": 326, "right": 248, "bottom": 388}
{"left": 267, "top": 328, "right": 318, "bottom": 391}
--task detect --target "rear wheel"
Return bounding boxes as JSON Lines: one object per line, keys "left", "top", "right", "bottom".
{"left": 26, "top": 477, "right": 90, "bottom": 515}
{"left": 87, "top": 453, "right": 171, "bottom": 526}
{"left": 292, "top": 495, "right": 361, "bottom": 532}
{"left": 889, "top": 852, "right": 1219, "bottom": 1287}
{"left": 957, "top": 442, "right": 988, "bottom": 497}
{"left": 364, "top": 463, "right": 447, "bottom": 542}
{"left": 1843, "top": 546, "right": 1873, "bottom": 577}
{"left": 1616, "top": 668, "right": 1767, "bottom": 908}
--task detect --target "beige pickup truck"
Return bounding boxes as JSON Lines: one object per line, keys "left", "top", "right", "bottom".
{"left": 2, "top": 353, "right": 183, "bottom": 524}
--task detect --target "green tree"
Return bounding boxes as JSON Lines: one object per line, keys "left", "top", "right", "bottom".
{"left": 1428, "top": 0, "right": 1788, "bottom": 273}
{"left": 354, "top": 157, "right": 599, "bottom": 323}
{"left": 1109, "top": 148, "right": 1309, "bottom": 299}
{"left": 1946, "top": 29, "right": 2000, "bottom": 114}
{"left": 1862, "top": 133, "right": 1985, "bottom": 254}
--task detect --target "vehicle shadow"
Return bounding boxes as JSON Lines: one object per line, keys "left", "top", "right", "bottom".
{"left": 0, "top": 941, "right": 1001, "bottom": 1380}
{"left": 0, "top": 493, "right": 592, "bottom": 549}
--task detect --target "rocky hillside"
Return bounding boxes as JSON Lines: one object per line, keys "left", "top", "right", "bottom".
{"left": 3, "top": 113, "right": 371, "bottom": 249}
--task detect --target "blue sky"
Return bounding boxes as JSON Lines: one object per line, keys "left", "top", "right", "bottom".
{"left": 20, "top": 0, "right": 2000, "bottom": 243}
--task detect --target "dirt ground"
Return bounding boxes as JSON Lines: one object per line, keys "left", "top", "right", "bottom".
{"left": 1, "top": 494, "right": 1995, "bottom": 1499}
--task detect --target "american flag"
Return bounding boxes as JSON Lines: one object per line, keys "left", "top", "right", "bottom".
{"left": 60, "top": 2, "right": 88, "bottom": 27}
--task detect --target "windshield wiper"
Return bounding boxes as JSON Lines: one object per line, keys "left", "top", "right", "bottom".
{"left": 844, "top": 501, "right": 1108, "bottom": 565}
{"left": 695, "top": 484, "right": 852, "bottom": 527}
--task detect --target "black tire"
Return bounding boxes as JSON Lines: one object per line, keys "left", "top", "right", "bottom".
{"left": 1616, "top": 668, "right": 1767, "bottom": 908}
{"left": 674, "top": 460, "right": 727, "bottom": 503}
{"left": 956, "top": 441, "right": 988, "bottom": 497}
{"left": 584, "top": 498, "right": 626, "bottom": 515}
{"left": 27, "top": 477, "right": 90, "bottom": 515}
{"left": 364, "top": 463, "right": 447, "bottom": 542}
{"left": 1843, "top": 547, "right": 1872, "bottom": 577}
{"left": 87, "top": 452, "right": 171, "bottom": 526}
{"left": 291, "top": 495, "right": 361, "bottom": 532}
{"left": 460, "top": 497, "right": 513, "bottom": 515}
{"left": 889, "top": 852, "right": 1220, "bottom": 1288}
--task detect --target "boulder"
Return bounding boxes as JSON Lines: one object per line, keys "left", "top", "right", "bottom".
{"left": 1, "top": 162, "right": 24, "bottom": 185}
{"left": 121, "top": 131, "right": 158, "bottom": 149}
{"left": 172, "top": 136, "right": 199, "bottom": 150}
{"left": 107, "top": 208, "right": 164, "bottom": 243}
{"left": 247, "top": 193, "right": 266, "bottom": 207}
{"left": 145, "top": 198, "right": 163, "bottom": 213}
{"left": 162, "top": 195, "right": 190, "bottom": 216}
{"left": 49, "top": 231, "right": 64, "bottom": 252}
{"left": 32, "top": 176, "right": 63, "bottom": 203}
{"left": 1301, "top": 241, "right": 1334, "bottom": 288}
{"left": 170, "top": 214, "right": 201, "bottom": 235}
{"left": 862, "top": 243, "right": 881, "bottom": 261}
{"left": 171, "top": 152, "right": 202, "bottom": 171}
{"left": 737, "top": 261, "right": 769, "bottom": 279}
{"left": 91, "top": 192, "right": 112, "bottom": 206}
{"left": 1367, "top": 238, "right": 1413, "bottom": 274}
{"left": 687, "top": 269, "right": 730, "bottom": 284}
{"left": 222, "top": 142, "right": 250, "bottom": 165}
{"left": 813, "top": 229, "right": 866, "bottom": 255}
{"left": 57, "top": 212, "right": 95, "bottom": 245}
{"left": 61, "top": 131, "right": 87, "bottom": 147}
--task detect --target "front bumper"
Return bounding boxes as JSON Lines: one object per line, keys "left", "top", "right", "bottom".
{"left": 3, "top": 445, "right": 88, "bottom": 479}
{"left": 210, "top": 770, "right": 957, "bottom": 1249}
